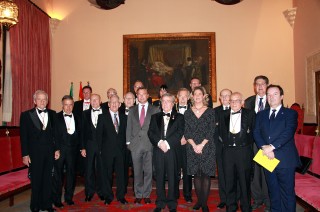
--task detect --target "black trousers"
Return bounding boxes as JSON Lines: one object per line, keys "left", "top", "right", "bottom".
{"left": 101, "top": 150, "right": 126, "bottom": 200}
{"left": 154, "top": 149, "right": 177, "bottom": 210}
{"left": 84, "top": 146, "right": 103, "bottom": 197}
{"left": 52, "top": 146, "right": 77, "bottom": 202}
{"left": 223, "top": 145, "right": 252, "bottom": 212}
{"left": 29, "top": 145, "right": 54, "bottom": 210}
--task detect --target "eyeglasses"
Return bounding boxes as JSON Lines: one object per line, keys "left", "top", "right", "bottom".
{"left": 230, "top": 100, "right": 242, "bottom": 104}
{"left": 255, "top": 83, "right": 266, "bottom": 87}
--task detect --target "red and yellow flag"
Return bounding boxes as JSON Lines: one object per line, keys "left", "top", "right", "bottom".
{"left": 79, "top": 82, "right": 84, "bottom": 100}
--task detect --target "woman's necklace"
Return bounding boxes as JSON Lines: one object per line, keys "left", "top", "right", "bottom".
{"left": 194, "top": 105, "right": 204, "bottom": 114}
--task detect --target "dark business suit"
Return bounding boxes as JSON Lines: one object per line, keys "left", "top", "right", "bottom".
{"left": 218, "top": 108, "right": 255, "bottom": 212}
{"left": 244, "top": 95, "right": 270, "bottom": 208}
{"left": 253, "top": 107, "right": 300, "bottom": 212}
{"left": 97, "top": 111, "right": 127, "bottom": 200}
{"left": 52, "top": 112, "right": 81, "bottom": 203}
{"left": 73, "top": 99, "right": 91, "bottom": 176}
{"left": 20, "top": 108, "right": 57, "bottom": 211}
{"left": 173, "top": 103, "right": 193, "bottom": 200}
{"left": 148, "top": 111, "right": 185, "bottom": 210}
{"left": 213, "top": 105, "right": 228, "bottom": 204}
{"left": 81, "top": 108, "right": 104, "bottom": 198}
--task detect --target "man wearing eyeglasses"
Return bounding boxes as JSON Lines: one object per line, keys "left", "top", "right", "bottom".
{"left": 218, "top": 92, "right": 255, "bottom": 212}
{"left": 245, "top": 75, "right": 270, "bottom": 212}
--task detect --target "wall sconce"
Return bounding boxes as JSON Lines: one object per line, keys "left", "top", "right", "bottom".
{"left": 50, "top": 18, "right": 60, "bottom": 34}
{"left": 283, "top": 7, "right": 297, "bottom": 28}
{"left": 0, "top": 0, "right": 19, "bottom": 29}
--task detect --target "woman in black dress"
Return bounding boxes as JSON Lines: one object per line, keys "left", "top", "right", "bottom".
{"left": 184, "top": 86, "right": 216, "bottom": 212}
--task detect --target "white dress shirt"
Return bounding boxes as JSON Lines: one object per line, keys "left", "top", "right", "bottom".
{"left": 91, "top": 107, "right": 102, "bottom": 128}
{"left": 138, "top": 102, "right": 149, "bottom": 119}
{"left": 83, "top": 99, "right": 91, "bottom": 111}
{"left": 36, "top": 108, "right": 48, "bottom": 129}
{"left": 229, "top": 110, "right": 241, "bottom": 134}
{"left": 254, "top": 94, "right": 267, "bottom": 113}
{"left": 63, "top": 112, "right": 75, "bottom": 134}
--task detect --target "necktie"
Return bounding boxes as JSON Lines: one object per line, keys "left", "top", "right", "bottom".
{"left": 93, "top": 109, "right": 100, "bottom": 112}
{"left": 140, "top": 105, "right": 145, "bottom": 127}
{"left": 163, "top": 112, "right": 170, "bottom": 117}
{"left": 224, "top": 106, "right": 229, "bottom": 110}
{"left": 179, "top": 106, "right": 187, "bottom": 109}
{"left": 232, "top": 110, "right": 241, "bottom": 115}
{"left": 258, "top": 97, "right": 264, "bottom": 112}
{"left": 64, "top": 114, "right": 72, "bottom": 118}
{"left": 38, "top": 109, "right": 47, "bottom": 113}
{"left": 114, "top": 113, "right": 119, "bottom": 133}
{"left": 125, "top": 108, "right": 129, "bottom": 113}
{"left": 270, "top": 109, "right": 276, "bottom": 120}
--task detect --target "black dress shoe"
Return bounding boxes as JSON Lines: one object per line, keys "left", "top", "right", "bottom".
{"left": 202, "top": 206, "right": 209, "bottom": 212}
{"left": 134, "top": 198, "right": 142, "bottom": 204}
{"left": 65, "top": 200, "right": 75, "bottom": 205}
{"left": 99, "top": 195, "right": 105, "bottom": 201}
{"left": 144, "top": 198, "right": 152, "bottom": 204}
{"left": 153, "top": 207, "right": 162, "bottom": 212}
{"left": 169, "top": 209, "right": 177, "bottom": 212}
{"left": 104, "top": 198, "right": 112, "bottom": 205}
{"left": 193, "top": 202, "right": 201, "bottom": 210}
{"left": 31, "top": 209, "right": 39, "bottom": 212}
{"left": 53, "top": 202, "right": 64, "bottom": 208}
{"left": 185, "top": 196, "right": 193, "bottom": 203}
{"left": 118, "top": 198, "right": 128, "bottom": 204}
{"left": 217, "top": 202, "right": 226, "bottom": 209}
{"left": 46, "top": 208, "right": 56, "bottom": 212}
{"left": 251, "top": 202, "right": 263, "bottom": 210}
{"left": 85, "top": 195, "right": 93, "bottom": 202}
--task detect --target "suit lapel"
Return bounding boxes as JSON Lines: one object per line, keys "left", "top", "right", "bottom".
{"left": 166, "top": 111, "right": 177, "bottom": 137}
{"left": 29, "top": 108, "right": 41, "bottom": 130}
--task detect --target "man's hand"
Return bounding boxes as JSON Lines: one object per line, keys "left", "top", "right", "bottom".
{"left": 181, "top": 136, "right": 187, "bottom": 145}
{"left": 22, "top": 155, "right": 31, "bottom": 167}
{"left": 54, "top": 150, "right": 60, "bottom": 160}
{"left": 262, "top": 145, "right": 274, "bottom": 155}
{"left": 159, "top": 141, "right": 168, "bottom": 153}
{"left": 266, "top": 151, "right": 275, "bottom": 159}
{"left": 81, "top": 149, "right": 87, "bottom": 157}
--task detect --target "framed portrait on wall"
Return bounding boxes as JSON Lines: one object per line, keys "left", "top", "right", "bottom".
{"left": 123, "top": 32, "right": 216, "bottom": 101}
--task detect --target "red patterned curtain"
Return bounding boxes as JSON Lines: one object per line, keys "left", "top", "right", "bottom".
{"left": 8, "top": 0, "right": 51, "bottom": 126}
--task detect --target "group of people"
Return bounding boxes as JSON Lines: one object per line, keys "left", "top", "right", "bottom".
{"left": 20, "top": 76, "right": 300, "bottom": 212}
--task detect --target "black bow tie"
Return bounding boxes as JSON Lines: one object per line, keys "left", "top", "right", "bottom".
{"left": 93, "top": 109, "right": 100, "bottom": 112}
{"left": 125, "top": 108, "right": 129, "bottom": 113}
{"left": 179, "top": 106, "right": 187, "bottom": 109}
{"left": 163, "top": 112, "right": 170, "bottom": 117}
{"left": 231, "top": 110, "right": 241, "bottom": 115}
{"left": 64, "top": 114, "right": 72, "bottom": 118}
{"left": 38, "top": 109, "right": 47, "bottom": 113}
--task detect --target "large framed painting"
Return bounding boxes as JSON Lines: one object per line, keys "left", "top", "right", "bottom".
{"left": 123, "top": 32, "right": 216, "bottom": 101}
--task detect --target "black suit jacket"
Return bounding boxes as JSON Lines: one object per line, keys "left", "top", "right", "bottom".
{"left": 55, "top": 111, "right": 81, "bottom": 149}
{"left": 96, "top": 111, "right": 127, "bottom": 157}
{"left": 148, "top": 111, "right": 185, "bottom": 151}
{"left": 213, "top": 105, "right": 230, "bottom": 144}
{"left": 81, "top": 108, "right": 107, "bottom": 151}
{"left": 244, "top": 95, "right": 270, "bottom": 112}
{"left": 20, "top": 108, "right": 57, "bottom": 157}
{"left": 218, "top": 108, "right": 255, "bottom": 147}
{"left": 73, "top": 100, "right": 92, "bottom": 119}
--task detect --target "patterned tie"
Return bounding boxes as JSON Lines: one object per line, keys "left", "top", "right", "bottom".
{"left": 140, "top": 105, "right": 145, "bottom": 127}
{"left": 258, "top": 98, "right": 264, "bottom": 112}
{"left": 114, "top": 113, "right": 119, "bottom": 133}
{"left": 270, "top": 109, "right": 276, "bottom": 120}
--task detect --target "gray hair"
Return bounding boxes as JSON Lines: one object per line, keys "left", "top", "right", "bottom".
{"left": 33, "top": 90, "right": 48, "bottom": 101}
{"left": 161, "top": 93, "right": 175, "bottom": 103}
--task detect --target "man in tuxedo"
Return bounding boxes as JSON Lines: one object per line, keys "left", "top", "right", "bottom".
{"left": 213, "top": 88, "right": 232, "bottom": 209}
{"left": 253, "top": 85, "right": 300, "bottom": 212}
{"left": 80, "top": 94, "right": 105, "bottom": 201}
{"left": 218, "top": 92, "right": 255, "bottom": 212}
{"left": 119, "top": 91, "right": 136, "bottom": 192}
{"left": 133, "top": 80, "right": 152, "bottom": 105}
{"left": 148, "top": 93, "right": 185, "bottom": 212}
{"left": 126, "top": 87, "right": 159, "bottom": 204}
{"left": 97, "top": 94, "right": 128, "bottom": 205}
{"left": 100, "top": 87, "right": 117, "bottom": 110}
{"left": 52, "top": 95, "right": 81, "bottom": 208}
{"left": 73, "top": 85, "right": 92, "bottom": 176}
{"left": 173, "top": 88, "right": 193, "bottom": 203}
{"left": 244, "top": 75, "right": 270, "bottom": 211}
{"left": 189, "top": 77, "right": 213, "bottom": 108}
{"left": 73, "top": 85, "right": 92, "bottom": 117}
{"left": 20, "top": 90, "right": 60, "bottom": 212}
